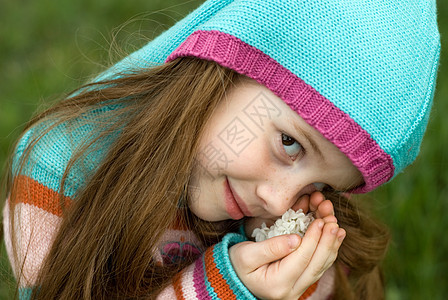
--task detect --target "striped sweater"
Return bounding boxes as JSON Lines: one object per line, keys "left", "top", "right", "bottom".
{"left": 3, "top": 115, "right": 334, "bottom": 299}
{"left": 3, "top": 193, "right": 334, "bottom": 299}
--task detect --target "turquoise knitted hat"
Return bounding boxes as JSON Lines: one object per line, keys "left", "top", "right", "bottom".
{"left": 99, "top": 0, "right": 441, "bottom": 193}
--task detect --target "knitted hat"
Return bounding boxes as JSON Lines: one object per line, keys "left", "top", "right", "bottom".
{"left": 99, "top": 0, "right": 441, "bottom": 193}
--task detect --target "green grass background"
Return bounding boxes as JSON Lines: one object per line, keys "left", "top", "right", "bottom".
{"left": 0, "top": 1, "right": 446, "bottom": 299}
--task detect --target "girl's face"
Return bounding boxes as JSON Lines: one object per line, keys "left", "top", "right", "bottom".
{"left": 188, "top": 79, "right": 363, "bottom": 222}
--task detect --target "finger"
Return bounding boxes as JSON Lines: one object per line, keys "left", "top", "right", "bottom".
{"left": 291, "top": 194, "right": 310, "bottom": 213}
{"left": 278, "top": 219, "right": 324, "bottom": 281}
{"left": 306, "top": 225, "right": 342, "bottom": 278}
{"left": 309, "top": 192, "right": 325, "bottom": 212}
{"left": 232, "top": 234, "right": 302, "bottom": 271}
{"left": 314, "top": 199, "right": 335, "bottom": 219}
{"left": 310, "top": 223, "right": 342, "bottom": 269}
{"left": 292, "top": 223, "right": 343, "bottom": 293}
{"left": 322, "top": 215, "right": 338, "bottom": 224}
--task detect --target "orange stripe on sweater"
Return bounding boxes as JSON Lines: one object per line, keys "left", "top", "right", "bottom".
{"left": 204, "top": 247, "right": 237, "bottom": 299}
{"left": 299, "top": 280, "right": 319, "bottom": 300}
{"left": 12, "top": 175, "right": 72, "bottom": 217}
{"left": 172, "top": 272, "right": 186, "bottom": 300}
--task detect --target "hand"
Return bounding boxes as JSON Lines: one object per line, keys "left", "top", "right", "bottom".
{"left": 232, "top": 192, "right": 345, "bottom": 300}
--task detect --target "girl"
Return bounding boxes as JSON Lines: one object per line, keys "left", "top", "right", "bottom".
{"left": 2, "top": 0, "right": 440, "bottom": 299}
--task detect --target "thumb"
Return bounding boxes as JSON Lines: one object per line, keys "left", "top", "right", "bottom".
{"left": 233, "top": 234, "right": 302, "bottom": 271}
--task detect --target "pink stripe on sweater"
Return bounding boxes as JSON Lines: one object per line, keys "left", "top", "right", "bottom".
{"left": 167, "top": 30, "right": 394, "bottom": 193}
{"left": 193, "top": 257, "right": 212, "bottom": 299}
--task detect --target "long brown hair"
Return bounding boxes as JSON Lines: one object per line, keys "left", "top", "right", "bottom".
{"left": 330, "top": 191, "right": 390, "bottom": 300}
{"left": 5, "top": 57, "right": 389, "bottom": 299}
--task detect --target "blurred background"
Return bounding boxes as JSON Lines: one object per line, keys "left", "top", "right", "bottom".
{"left": 0, "top": 1, "right": 446, "bottom": 299}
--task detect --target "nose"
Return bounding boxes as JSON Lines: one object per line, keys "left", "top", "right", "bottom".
{"left": 255, "top": 178, "right": 318, "bottom": 217}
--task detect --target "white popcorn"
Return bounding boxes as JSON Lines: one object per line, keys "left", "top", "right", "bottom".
{"left": 251, "top": 209, "right": 315, "bottom": 242}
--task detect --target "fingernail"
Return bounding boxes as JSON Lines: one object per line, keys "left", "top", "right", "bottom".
{"left": 338, "top": 233, "right": 346, "bottom": 242}
{"left": 331, "top": 228, "right": 338, "bottom": 235}
{"left": 288, "top": 234, "right": 300, "bottom": 249}
{"left": 318, "top": 220, "right": 324, "bottom": 229}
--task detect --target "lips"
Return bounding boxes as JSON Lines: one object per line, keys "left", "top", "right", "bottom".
{"left": 224, "top": 177, "right": 252, "bottom": 220}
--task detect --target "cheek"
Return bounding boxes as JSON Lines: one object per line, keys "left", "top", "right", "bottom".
{"left": 229, "top": 140, "right": 272, "bottom": 175}
{"left": 185, "top": 172, "right": 215, "bottom": 221}
{"left": 195, "top": 133, "right": 269, "bottom": 178}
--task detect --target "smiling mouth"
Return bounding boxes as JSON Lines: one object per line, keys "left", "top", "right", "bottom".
{"left": 224, "top": 178, "right": 244, "bottom": 220}
{"left": 224, "top": 177, "right": 252, "bottom": 220}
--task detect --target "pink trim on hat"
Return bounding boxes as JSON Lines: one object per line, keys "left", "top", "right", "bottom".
{"left": 166, "top": 30, "right": 394, "bottom": 193}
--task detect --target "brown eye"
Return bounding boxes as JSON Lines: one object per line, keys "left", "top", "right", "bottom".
{"left": 282, "top": 134, "right": 295, "bottom": 146}
{"left": 281, "top": 133, "right": 302, "bottom": 158}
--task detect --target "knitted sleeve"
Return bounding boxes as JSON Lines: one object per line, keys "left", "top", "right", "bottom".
{"left": 2, "top": 122, "right": 73, "bottom": 299}
{"left": 3, "top": 110, "right": 117, "bottom": 299}
{"left": 156, "top": 233, "right": 335, "bottom": 300}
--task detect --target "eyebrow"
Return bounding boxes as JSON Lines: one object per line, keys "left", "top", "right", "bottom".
{"left": 292, "top": 120, "right": 325, "bottom": 161}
